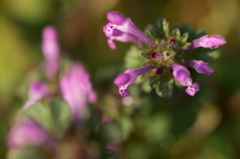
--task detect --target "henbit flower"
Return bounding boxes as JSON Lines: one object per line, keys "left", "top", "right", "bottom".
{"left": 103, "top": 11, "right": 154, "bottom": 49}
{"left": 7, "top": 119, "right": 54, "bottom": 149}
{"left": 185, "top": 82, "right": 200, "bottom": 96}
{"left": 173, "top": 63, "right": 201, "bottom": 96}
{"left": 114, "top": 65, "right": 152, "bottom": 97}
{"left": 187, "top": 59, "right": 214, "bottom": 75}
{"left": 60, "top": 63, "right": 97, "bottom": 120}
{"left": 23, "top": 81, "right": 50, "bottom": 110}
{"left": 42, "top": 26, "right": 60, "bottom": 79}
{"left": 190, "top": 35, "right": 226, "bottom": 49}
{"left": 172, "top": 63, "right": 192, "bottom": 86}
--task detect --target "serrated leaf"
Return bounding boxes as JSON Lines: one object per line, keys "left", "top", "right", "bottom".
{"left": 155, "top": 79, "right": 174, "bottom": 98}
{"left": 172, "top": 28, "right": 181, "bottom": 41}
{"left": 150, "top": 19, "right": 169, "bottom": 39}
{"left": 149, "top": 75, "right": 160, "bottom": 88}
{"left": 181, "top": 32, "right": 189, "bottom": 43}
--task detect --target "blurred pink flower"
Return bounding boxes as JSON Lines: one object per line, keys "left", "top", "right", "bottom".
{"left": 42, "top": 26, "right": 60, "bottom": 79}
{"left": 23, "top": 81, "right": 50, "bottom": 109}
{"left": 7, "top": 119, "right": 54, "bottom": 149}
{"left": 60, "top": 63, "right": 97, "bottom": 120}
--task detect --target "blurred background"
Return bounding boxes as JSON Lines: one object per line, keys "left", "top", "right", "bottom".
{"left": 1, "top": 0, "right": 240, "bottom": 158}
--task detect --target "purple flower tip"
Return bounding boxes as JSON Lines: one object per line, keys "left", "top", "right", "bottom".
{"left": 114, "top": 65, "right": 152, "bottom": 97}
{"left": 42, "top": 25, "right": 60, "bottom": 78}
{"left": 114, "top": 73, "right": 131, "bottom": 87}
{"left": 191, "top": 35, "right": 226, "bottom": 49}
{"left": 107, "top": 12, "right": 125, "bottom": 24}
{"left": 187, "top": 60, "right": 214, "bottom": 75}
{"left": 185, "top": 82, "right": 200, "bottom": 96}
{"left": 172, "top": 63, "right": 192, "bottom": 86}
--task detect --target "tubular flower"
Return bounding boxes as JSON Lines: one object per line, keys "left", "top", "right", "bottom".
{"left": 190, "top": 35, "right": 226, "bottom": 49}
{"left": 172, "top": 63, "right": 200, "bottom": 96}
{"left": 7, "top": 119, "right": 53, "bottom": 149}
{"left": 42, "top": 26, "right": 60, "bottom": 78}
{"left": 187, "top": 60, "right": 214, "bottom": 75}
{"left": 60, "top": 63, "right": 97, "bottom": 120}
{"left": 23, "top": 81, "right": 50, "bottom": 110}
{"left": 103, "top": 11, "right": 154, "bottom": 49}
{"left": 114, "top": 65, "right": 152, "bottom": 97}
{"left": 172, "top": 63, "right": 192, "bottom": 86}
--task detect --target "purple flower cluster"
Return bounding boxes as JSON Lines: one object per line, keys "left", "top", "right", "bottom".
{"left": 7, "top": 25, "right": 98, "bottom": 150}
{"left": 103, "top": 11, "right": 226, "bottom": 97}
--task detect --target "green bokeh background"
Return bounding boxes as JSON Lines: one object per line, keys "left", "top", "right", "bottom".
{"left": 1, "top": 0, "right": 240, "bottom": 158}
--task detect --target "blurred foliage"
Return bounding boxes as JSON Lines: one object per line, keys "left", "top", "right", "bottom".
{"left": 1, "top": 0, "right": 240, "bottom": 158}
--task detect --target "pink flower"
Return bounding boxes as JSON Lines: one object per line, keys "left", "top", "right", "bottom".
{"left": 23, "top": 81, "right": 50, "bottom": 110}
{"left": 187, "top": 60, "right": 214, "bottom": 75}
{"left": 172, "top": 63, "right": 200, "bottom": 96}
{"left": 42, "top": 26, "right": 60, "bottom": 78}
{"left": 190, "top": 35, "right": 226, "bottom": 49}
{"left": 114, "top": 65, "right": 152, "bottom": 97}
{"left": 60, "top": 63, "right": 97, "bottom": 120}
{"left": 103, "top": 12, "right": 154, "bottom": 49}
{"left": 7, "top": 119, "right": 53, "bottom": 149}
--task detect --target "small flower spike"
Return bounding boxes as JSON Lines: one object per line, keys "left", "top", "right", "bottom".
{"left": 7, "top": 119, "right": 53, "bottom": 149}
{"left": 190, "top": 35, "right": 226, "bottom": 49}
{"left": 187, "top": 60, "right": 214, "bottom": 75}
{"left": 60, "top": 63, "right": 97, "bottom": 120}
{"left": 103, "top": 11, "right": 154, "bottom": 49}
{"left": 114, "top": 65, "right": 152, "bottom": 97}
{"left": 185, "top": 82, "right": 200, "bottom": 96}
{"left": 172, "top": 63, "right": 192, "bottom": 86}
{"left": 23, "top": 81, "right": 50, "bottom": 110}
{"left": 42, "top": 26, "right": 60, "bottom": 78}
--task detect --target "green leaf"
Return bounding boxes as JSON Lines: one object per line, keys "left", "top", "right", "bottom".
{"left": 149, "top": 75, "right": 160, "bottom": 88}
{"left": 155, "top": 78, "right": 174, "bottom": 98}
{"left": 124, "top": 46, "right": 145, "bottom": 69}
{"left": 172, "top": 28, "right": 181, "bottom": 41}
{"left": 21, "top": 98, "right": 72, "bottom": 138}
{"left": 181, "top": 32, "right": 189, "bottom": 43}
{"left": 48, "top": 98, "right": 72, "bottom": 138}
{"left": 140, "top": 50, "right": 153, "bottom": 59}
{"left": 150, "top": 19, "right": 169, "bottom": 39}
{"left": 190, "top": 48, "right": 221, "bottom": 63}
